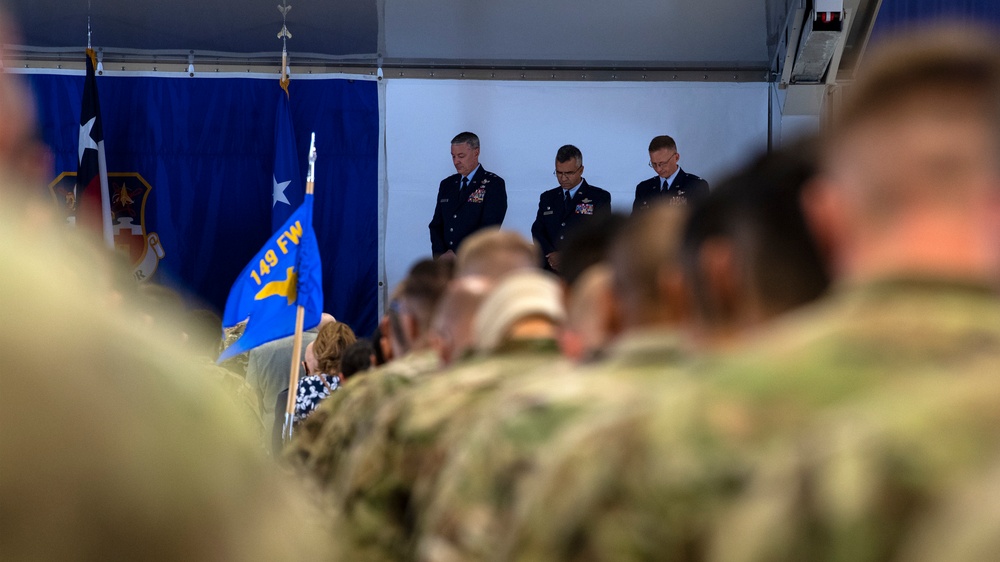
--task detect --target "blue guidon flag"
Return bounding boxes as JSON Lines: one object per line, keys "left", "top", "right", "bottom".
{"left": 217, "top": 193, "right": 324, "bottom": 362}
{"left": 76, "top": 48, "right": 113, "bottom": 246}
{"left": 271, "top": 81, "right": 303, "bottom": 232}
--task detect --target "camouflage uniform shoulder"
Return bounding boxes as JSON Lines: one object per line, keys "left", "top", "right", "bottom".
{"left": 598, "top": 326, "right": 693, "bottom": 371}
{"left": 416, "top": 279, "right": 1000, "bottom": 561}
{"left": 710, "top": 359, "right": 1000, "bottom": 562}
{"left": 399, "top": 343, "right": 564, "bottom": 446}
{"left": 494, "top": 369, "right": 713, "bottom": 561}
{"left": 702, "top": 278, "right": 1000, "bottom": 427}
{"left": 418, "top": 339, "right": 697, "bottom": 561}
{"left": 334, "top": 343, "right": 564, "bottom": 560}
{"left": 282, "top": 349, "right": 441, "bottom": 488}
{"left": 199, "top": 359, "right": 267, "bottom": 446}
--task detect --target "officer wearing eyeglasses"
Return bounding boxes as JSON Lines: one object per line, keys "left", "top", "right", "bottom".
{"left": 632, "top": 135, "right": 709, "bottom": 213}
{"left": 530, "top": 145, "right": 612, "bottom": 273}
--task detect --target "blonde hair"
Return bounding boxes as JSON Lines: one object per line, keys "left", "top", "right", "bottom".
{"left": 312, "top": 322, "right": 357, "bottom": 375}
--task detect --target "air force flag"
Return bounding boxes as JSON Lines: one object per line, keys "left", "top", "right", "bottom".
{"left": 271, "top": 90, "right": 302, "bottom": 232}
{"left": 218, "top": 193, "right": 323, "bottom": 362}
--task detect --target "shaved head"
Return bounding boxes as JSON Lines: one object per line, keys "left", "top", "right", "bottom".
{"left": 814, "top": 25, "right": 1000, "bottom": 283}
{"left": 455, "top": 228, "right": 539, "bottom": 281}
{"left": 430, "top": 276, "right": 494, "bottom": 365}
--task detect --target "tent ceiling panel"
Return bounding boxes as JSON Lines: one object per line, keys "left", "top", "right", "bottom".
{"left": 384, "top": 0, "right": 770, "bottom": 69}
{"left": 6, "top": 0, "right": 789, "bottom": 71}
{"left": 5, "top": 0, "right": 378, "bottom": 58}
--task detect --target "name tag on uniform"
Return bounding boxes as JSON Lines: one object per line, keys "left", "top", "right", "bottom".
{"left": 440, "top": 198, "right": 449, "bottom": 203}
{"left": 576, "top": 203, "right": 594, "bottom": 215}
{"left": 543, "top": 210, "right": 554, "bottom": 216}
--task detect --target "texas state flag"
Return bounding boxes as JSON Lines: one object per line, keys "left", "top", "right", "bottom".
{"left": 76, "top": 48, "right": 113, "bottom": 247}
{"left": 271, "top": 85, "right": 303, "bottom": 233}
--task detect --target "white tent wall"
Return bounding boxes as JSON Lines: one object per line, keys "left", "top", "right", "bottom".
{"left": 384, "top": 79, "right": 769, "bottom": 292}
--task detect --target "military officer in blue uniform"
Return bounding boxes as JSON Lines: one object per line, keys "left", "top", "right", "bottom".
{"left": 530, "top": 145, "right": 612, "bottom": 272}
{"left": 429, "top": 132, "right": 508, "bottom": 258}
{"left": 632, "top": 135, "right": 709, "bottom": 213}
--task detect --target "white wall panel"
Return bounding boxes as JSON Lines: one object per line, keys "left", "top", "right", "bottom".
{"left": 384, "top": 79, "right": 769, "bottom": 294}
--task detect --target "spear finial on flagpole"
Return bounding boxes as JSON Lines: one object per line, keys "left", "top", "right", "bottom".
{"left": 277, "top": 2, "right": 292, "bottom": 94}
{"left": 306, "top": 132, "right": 316, "bottom": 191}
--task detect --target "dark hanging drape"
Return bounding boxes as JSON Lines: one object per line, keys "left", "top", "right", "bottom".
{"left": 875, "top": 0, "right": 1000, "bottom": 36}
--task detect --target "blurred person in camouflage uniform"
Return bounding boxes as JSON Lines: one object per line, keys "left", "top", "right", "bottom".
{"left": 554, "top": 212, "right": 627, "bottom": 363}
{"left": 559, "top": 263, "right": 616, "bottom": 363}
{"left": 680, "top": 139, "right": 830, "bottom": 350}
{"left": 283, "top": 258, "right": 450, "bottom": 482}
{"left": 416, "top": 204, "right": 697, "bottom": 561}
{"left": 506, "top": 24, "right": 1000, "bottom": 561}
{"left": 284, "top": 232, "right": 545, "bottom": 558}
{"left": 286, "top": 228, "right": 540, "bottom": 478}
{"left": 0, "top": 189, "right": 332, "bottom": 561}
{"left": 0, "top": 16, "right": 331, "bottom": 552}
{"left": 327, "top": 269, "right": 567, "bottom": 561}
{"left": 699, "top": 25, "right": 1000, "bottom": 562}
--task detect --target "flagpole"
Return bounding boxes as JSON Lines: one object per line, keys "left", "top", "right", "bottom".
{"left": 283, "top": 132, "right": 317, "bottom": 443}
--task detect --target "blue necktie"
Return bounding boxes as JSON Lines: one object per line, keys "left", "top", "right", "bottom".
{"left": 461, "top": 177, "right": 469, "bottom": 192}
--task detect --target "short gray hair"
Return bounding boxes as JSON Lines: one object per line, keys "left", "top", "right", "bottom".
{"left": 451, "top": 131, "right": 480, "bottom": 150}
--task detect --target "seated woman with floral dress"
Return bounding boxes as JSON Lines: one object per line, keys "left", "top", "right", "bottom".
{"left": 293, "top": 321, "right": 356, "bottom": 425}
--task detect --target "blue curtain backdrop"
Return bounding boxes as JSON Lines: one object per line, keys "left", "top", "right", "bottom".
{"left": 28, "top": 73, "right": 379, "bottom": 335}
{"left": 874, "top": 0, "right": 1000, "bottom": 35}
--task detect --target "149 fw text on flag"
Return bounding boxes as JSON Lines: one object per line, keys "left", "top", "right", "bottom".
{"left": 218, "top": 193, "right": 323, "bottom": 362}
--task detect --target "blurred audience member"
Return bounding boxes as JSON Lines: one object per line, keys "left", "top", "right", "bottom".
{"left": 560, "top": 263, "right": 615, "bottom": 363}
{"left": 332, "top": 269, "right": 567, "bottom": 560}
{"left": 293, "top": 322, "right": 357, "bottom": 425}
{"left": 429, "top": 275, "right": 494, "bottom": 366}
{"left": 454, "top": 227, "right": 538, "bottom": 280}
{"left": 681, "top": 140, "right": 830, "bottom": 348}
{"left": 0, "top": 190, "right": 332, "bottom": 560}
{"left": 247, "top": 312, "right": 335, "bottom": 437}
{"left": 473, "top": 269, "right": 566, "bottom": 353}
{"left": 340, "top": 338, "right": 376, "bottom": 379}
{"left": 285, "top": 259, "right": 450, "bottom": 482}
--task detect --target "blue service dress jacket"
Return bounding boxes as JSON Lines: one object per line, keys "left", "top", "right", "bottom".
{"left": 631, "top": 167, "right": 709, "bottom": 213}
{"left": 429, "top": 166, "right": 508, "bottom": 257}
{"left": 530, "top": 179, "right": 612, "bottom": 259}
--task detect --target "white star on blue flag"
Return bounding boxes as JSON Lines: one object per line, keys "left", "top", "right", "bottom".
{"left": 272, "top": 175, "right": 291, "bottom": 207}
{"left": 271, "top": 89, "right": 303, "bottom": 232}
